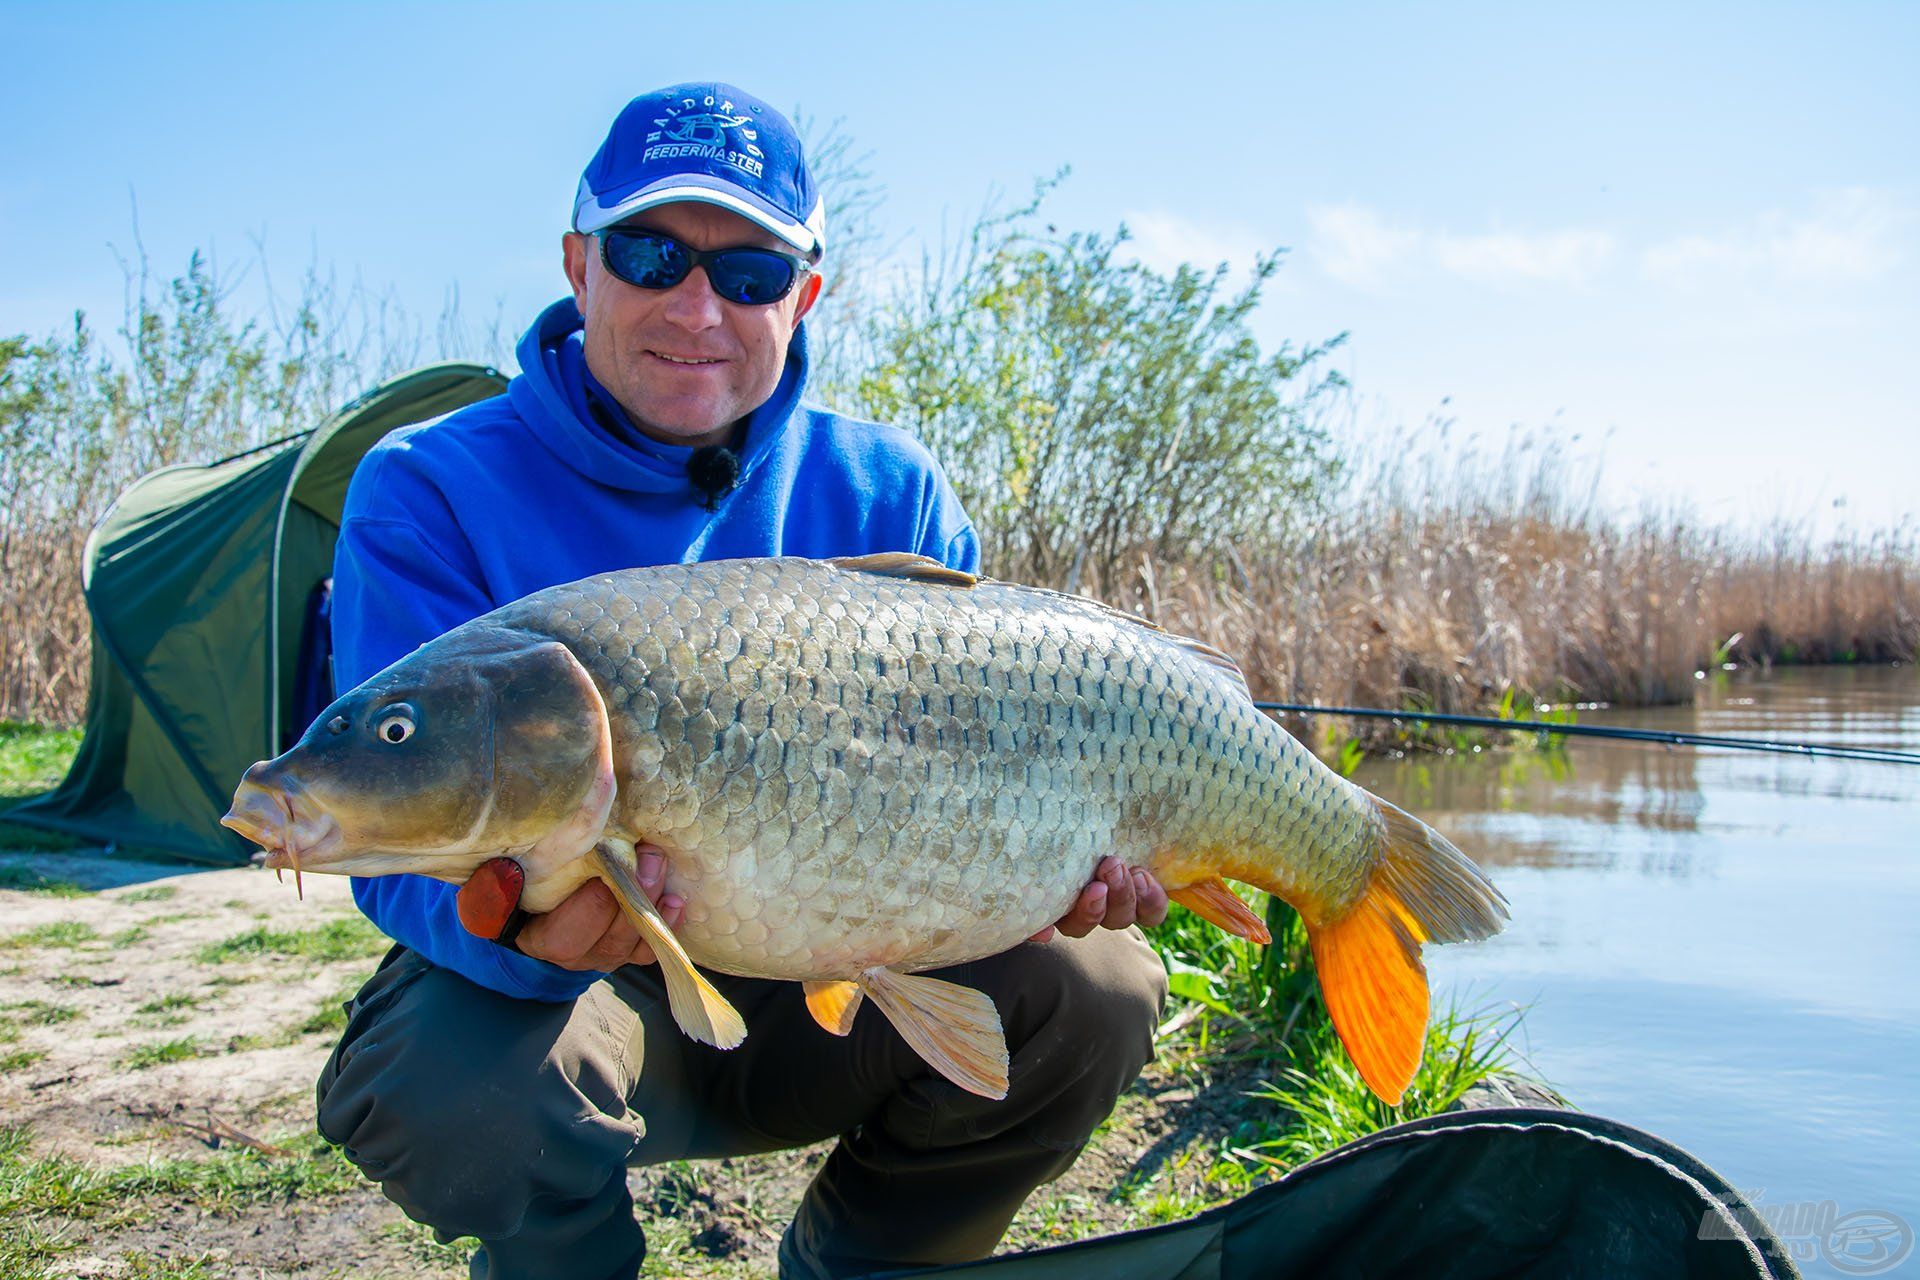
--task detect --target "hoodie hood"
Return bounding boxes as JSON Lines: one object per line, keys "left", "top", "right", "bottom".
{"left": 508, "top": 297, "right": 810, "bottom": 495}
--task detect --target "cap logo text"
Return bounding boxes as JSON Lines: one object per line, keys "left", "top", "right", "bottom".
{"left": 645, "top": 96, "right": 766, "bottom": 179}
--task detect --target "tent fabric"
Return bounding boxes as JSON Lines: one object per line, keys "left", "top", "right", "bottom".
{"left": 860, "top": 1108, "right": 1801, "bottom": 1280}
{"left": 9, "top": 363, "right": 507, "bottom": 864}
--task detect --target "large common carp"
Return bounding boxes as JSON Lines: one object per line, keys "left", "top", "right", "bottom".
{"left": 223, "top": 554, "right": 1506, "bottom": 1102}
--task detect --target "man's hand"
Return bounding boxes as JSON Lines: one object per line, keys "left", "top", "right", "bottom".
{"left": 454, "top": 846, "right": 684, "bottom": 972}
{"left": 1030, "top": 855, "right": 1169, "bottom": 943}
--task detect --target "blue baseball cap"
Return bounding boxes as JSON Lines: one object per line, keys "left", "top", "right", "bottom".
{"left": 572, "top": 82, "right": 825, "bottom": 258}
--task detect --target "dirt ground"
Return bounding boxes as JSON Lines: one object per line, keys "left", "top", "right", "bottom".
{"left": 1, "top": 848, "right": 1269, "bottom": 1279}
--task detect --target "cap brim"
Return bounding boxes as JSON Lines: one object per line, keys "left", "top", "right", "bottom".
{"left": 575, "top": 176, "right": 818, "bottom": 255}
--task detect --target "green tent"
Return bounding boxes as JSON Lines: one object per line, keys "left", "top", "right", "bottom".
{"left": 8, "top": 362, "right": 508, "bottom": 864}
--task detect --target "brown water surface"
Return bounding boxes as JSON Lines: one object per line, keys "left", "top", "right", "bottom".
{"left": 1352, "top": 664, "right": 1919, "bottom": 1278}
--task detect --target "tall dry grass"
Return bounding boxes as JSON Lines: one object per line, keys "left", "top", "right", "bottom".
{"left": 1077, "top": 431, "right": 1920, "bottom": 731}
{"left": 5, "top": 234, "right": 1915, "bottom": 731}
{"left": 0, "top": 245, "right": 508, "bottom": 725}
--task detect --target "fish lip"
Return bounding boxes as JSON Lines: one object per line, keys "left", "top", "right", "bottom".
{"left": 221, "top": 781, "right": 293, "bottom": 851}
{"left": 255, "top": 817, "right": 343, "bottom": 870}
{"left": 222, "top": 772, "right": 343, "bottom": 869}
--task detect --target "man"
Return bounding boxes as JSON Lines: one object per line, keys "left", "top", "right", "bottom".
{"left": 315, "top": 83, "right": 1170, "bottom": 1280}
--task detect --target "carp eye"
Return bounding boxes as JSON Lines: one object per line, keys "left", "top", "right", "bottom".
{"left": 376, "top": 711, "right": 416, "bottom": 745}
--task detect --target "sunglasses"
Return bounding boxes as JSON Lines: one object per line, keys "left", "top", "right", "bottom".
{"left": 598, "top": 229, "right": 812, "bottom": 306}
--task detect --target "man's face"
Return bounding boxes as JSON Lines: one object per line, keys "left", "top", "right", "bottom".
{"left": 563, "top": 202, "right": 822, "bottom": 450}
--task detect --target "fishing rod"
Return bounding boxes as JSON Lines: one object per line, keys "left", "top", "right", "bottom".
{"left": 1251, "top": 701, "right": 1920, "bottom": 766}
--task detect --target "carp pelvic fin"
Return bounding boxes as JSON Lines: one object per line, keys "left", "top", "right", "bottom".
{"left": 802, "top": 980, "right": 865, "bottom": 1036}
{"left": 857, "top": 968, "right": 1009, "bottom": 1100}
{"left": 1167, "top": 877, "right": 1271, "bottom": 943}
{"left": 1304, "top": 796, "right": 1509, "bottom": 1105}
{"left": 590, "top": 844, "right": 747, "bottom": 1051}
{"left": 825, "top": 552, "right": 977, "bottom": 588}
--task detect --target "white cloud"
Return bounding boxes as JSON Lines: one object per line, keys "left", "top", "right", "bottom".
{"left": 1642, "top": 188, "right": 1913, "bottom": 285}
{"left": 1115, "top": 210, "right": 1277, "bottom": 285}
{"left": 1305, "top": 204, "right": 1422, "bottom": 287}
{"left": 1306, "top": 203, "right": 1615, "bottom": 288}
{"left": 1432, "top": 228, "right": 1617, "bottom": 284}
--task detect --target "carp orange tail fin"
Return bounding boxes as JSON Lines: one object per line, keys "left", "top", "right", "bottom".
{"left": 1302, "top": 797, "right": 1508, "bottom": 1104}
{"left": 1169, "top": 803, "right": 1505, "bottom": 1104}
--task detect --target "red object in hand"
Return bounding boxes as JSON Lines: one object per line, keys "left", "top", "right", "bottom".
{"left": 456, "top": 857, "right": 526, "bottom": 940}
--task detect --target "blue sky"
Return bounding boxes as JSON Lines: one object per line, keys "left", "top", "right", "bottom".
{"left": 4, "top": 1, "right": 1915, "bottom": 531}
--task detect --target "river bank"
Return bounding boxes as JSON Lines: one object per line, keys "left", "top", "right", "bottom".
{"left": 0, "top": 847, "right": 1296, "bottom": 1279}
{"left": 0, "top": 718, "right": 1520, "bottom": 1279}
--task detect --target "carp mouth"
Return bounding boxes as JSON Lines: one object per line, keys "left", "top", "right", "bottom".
{"left": 221, "top": 768, "right": 343, "bottom": 898}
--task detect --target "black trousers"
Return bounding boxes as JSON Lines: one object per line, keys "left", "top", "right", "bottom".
{"left": 316, "top": 930, "right": 1167, "bottom": 1280}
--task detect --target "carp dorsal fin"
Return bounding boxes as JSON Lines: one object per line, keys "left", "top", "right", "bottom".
{"left": 1177, "top": 636, "right": 1252, "bottom": 699}
{"left": 825, "top": 552, "right": 977, "bottom": 588}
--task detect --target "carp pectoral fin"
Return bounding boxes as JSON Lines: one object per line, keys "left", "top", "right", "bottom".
{"left": 802, "top": 980, "right": 865, "bottom": 1036}
{"left": 590, "top": 844, "right": 746, "bottom": 1051}
{"left": 1167, "top": 877, "right": 1272, "bottom": 944}
{"left": 857, "top": 968, "right": 1009, "bottom": 1100}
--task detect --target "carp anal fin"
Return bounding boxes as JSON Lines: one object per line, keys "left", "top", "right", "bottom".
{"left": 857, "top": 967, "right": 1009, "bottom": 1100}
{"left": 802, "top": 979, "right": 865, "bottom": 1036}
{"left": 1167, "top": 877, "right": 1271, "bottom": 943}
{"left": 825, "top": 553, "right": 977, "bottom": 588}
{"left": 590, "top": 843, "right": 747, "bottom": 1050}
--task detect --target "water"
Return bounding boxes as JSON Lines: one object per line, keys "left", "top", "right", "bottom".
{"left": 1351, "top": 665, "right": 1920, "bottom": 1279}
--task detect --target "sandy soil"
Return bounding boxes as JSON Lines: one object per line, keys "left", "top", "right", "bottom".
{"left": 1, "top": 849, "right": 1265, "bottom": 1279}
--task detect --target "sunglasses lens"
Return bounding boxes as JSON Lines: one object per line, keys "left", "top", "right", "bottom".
{"left": 706, "top": 251, "right": 798, "bottom": 305}
{"left": 604, "top": 233, "right": 689, "bottom": 289}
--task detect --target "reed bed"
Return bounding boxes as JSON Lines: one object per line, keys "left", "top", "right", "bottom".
{"left": 7, "top": 455, "right": 1913, "bottom": 729}
{"left": 4, "top": 238, "right": 1914, "bottom": 729}
{"left": 0, "top": 526, "right": 91, "bottom": 727}
{"left": 1070, "top": 434, "right": 1920, "bottom": 735}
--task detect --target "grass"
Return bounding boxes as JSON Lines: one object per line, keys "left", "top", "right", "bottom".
{"left": 0, "top": 722, "right": 83, "bottom": 855}
{"left": 120, "top": 1037, "right": 205, "bottom": 1069}
{"left": 5, "top": 1000, "right": 80, "bottom": 1026}
{"left": 1145, "top": 891, "right": 1535, "bottom": 1188}
{"left": 381, "top": 1219, "right": 480, "bottom": 1268}
{"left": 48, "top": 972, "right": 119, "bottom": 988}
{"left": 137, "top": 993, "right": 201, "bottom": 1016}
{"left": 121, "top": 885, "right": 179, "bottom": 903}
{"left": 0, "top": 1122, "right": 364, "bottom": 1276}
{"left": 295, "top": 990, "right": 356, "bottom": 1038}
{"left": 0, "top": 721, "right": 81, "bottom": 800}
{"left": 1219, "top": 1005, "right": 1526, "bottom": 1177}
{"left": 0, "top": 864, "right": 88, "bottom": 895}
{"left": 1, "top": 1048, "right": 47, "bottom": 1072}
{"left": 196, "top": 915, "right": 387, "bottom": 965}
{"left": 0, "top": 921, "right": 98, "bottom": 950}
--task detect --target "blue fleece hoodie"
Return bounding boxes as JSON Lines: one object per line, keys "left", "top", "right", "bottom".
{"left": 332, "top": 299, "right": 979, "bottom": 1001}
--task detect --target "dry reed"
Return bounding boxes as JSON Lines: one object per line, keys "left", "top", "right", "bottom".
{"left": 1077, "top": 432, "right": 1920, "bottom": 735}
{"left": 8, "top": 460, "right": 1915, "bottom": 729}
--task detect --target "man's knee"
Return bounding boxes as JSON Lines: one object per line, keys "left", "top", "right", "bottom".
{"left": 975, "top": 928, "right": 1168, "bottom": 1148}
{"left": 1004, "top": 926, "right": 1167, "bottom": 1058}
{"left": 316, "top": 956, "right": 641, "bottom": 1237}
